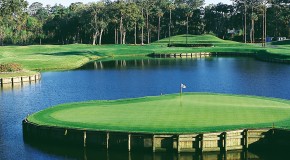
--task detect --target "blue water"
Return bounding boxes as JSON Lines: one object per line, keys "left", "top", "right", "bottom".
{"left": 1, "top": 57, "right": 290, "bottom": 159}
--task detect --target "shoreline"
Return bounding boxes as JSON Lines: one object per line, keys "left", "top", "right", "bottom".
{"left": 1, "top": 35, "right": 289, "bottom": 78}
{"left": 1, "top": 51, "right": 289, "bottom": 85}
{"left": 0, "top": 72, "right": 41, "bottom": 85}
{"left": 23, "top": 93, "right": 290, "bottom": 152}
{"left": 23, "top": 119, "right": 290, "bottom": 153}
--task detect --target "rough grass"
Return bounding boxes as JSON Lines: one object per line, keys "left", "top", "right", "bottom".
{"left": 27, "top": 93, "right": 290, "bottom": 134}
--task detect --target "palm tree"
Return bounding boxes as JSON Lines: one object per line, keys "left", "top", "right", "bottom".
{"left": 143, "top": 0, "right": 155, "bottom": 44}
{"left": 111, "top": 18, "right": 118, "bottom": 44}
{"left": 156, "top": 8, "right": 164, "bottom": 41}
{"left": 244, "top": 0, "right": 247, "bottom": 43}
{"left": 98, "top": 20, "right": 108, "bottom": 45}
{"left": 167, "top": 2, "right": 175, "bottom": 45}
{"left": 185, "top": 10, "right": 193, "bottom": 44}
{"left": 232, "top": 0, "right": 248, "bottom": 43}
{"left": 262, "top": 0, "right": 268, "bottom": 47}
{"left": 141, "top": 7, "right": 144, "bottom": 45}
{"left": 116, "top": 1, "right": 126, "bottom": 44}
{"left": 250, "top": 13, "right": 258, "bottom": 43}
{"left": 89, "top": 3, "right": 103, "bottom": 45}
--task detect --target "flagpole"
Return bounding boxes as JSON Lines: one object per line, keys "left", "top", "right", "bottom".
{"left": 180, "top": 83, "right": 186, "bottom": 96}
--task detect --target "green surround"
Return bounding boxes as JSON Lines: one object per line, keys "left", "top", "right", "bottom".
{"left": 27, "top": 93, "right": 290, "bottom": 134}
{"left": 1, "top": 35, "right": 290, "bottom": 78}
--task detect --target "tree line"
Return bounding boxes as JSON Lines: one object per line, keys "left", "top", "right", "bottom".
{"left": 0, "top": 0, "right": 289, "bottom": 45}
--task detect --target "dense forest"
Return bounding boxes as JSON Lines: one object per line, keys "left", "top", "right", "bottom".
{"left": 0, "top": 0, "right": 289, "bottom": 45}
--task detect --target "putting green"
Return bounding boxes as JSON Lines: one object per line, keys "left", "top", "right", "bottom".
{"left": 28, "top": 93, "right": 290, "bottom": 133}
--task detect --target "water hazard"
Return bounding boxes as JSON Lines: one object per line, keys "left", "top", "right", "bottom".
{"left": 1, "top": 57, "right": 290, "bottom": 159}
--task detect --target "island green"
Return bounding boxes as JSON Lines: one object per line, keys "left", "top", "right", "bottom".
{"left": 27, "top": 93, "right": 290, "bottom": 134}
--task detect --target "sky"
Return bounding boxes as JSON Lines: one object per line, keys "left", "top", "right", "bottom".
{"left": 26, "top": 0, "right": 232, "bottom": 7}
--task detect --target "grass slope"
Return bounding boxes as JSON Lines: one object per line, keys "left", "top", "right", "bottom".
{"left": 263, "top": 45, "right": 290, "bottom": 60}
{"left": 156, "top": 34, "right": 238, "bottom": 45}
{"left": 153, "top": 34, "right": 262, "bottom": 53}
{"left": 1, "top": 34, "right": 290, "bottom": 78}
{"left": 28, "top": 93, "right": 290, "bottom": 134}
{"left": 0, "top": 44, "right": 159, "bottom": 72}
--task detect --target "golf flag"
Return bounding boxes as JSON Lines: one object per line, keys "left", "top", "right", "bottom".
{"left": 181, "top": 83, "right": 186, "bottom": 89}
{"left": 180, "top": 83, "right": 187, "bottom": 95}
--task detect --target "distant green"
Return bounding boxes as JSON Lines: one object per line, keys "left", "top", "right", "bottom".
{"left": 27, "top": 93, "right": 290, "bottom": 134}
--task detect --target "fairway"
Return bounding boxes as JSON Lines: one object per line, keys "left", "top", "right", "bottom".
{"left": 1, "top": 35, "right": 290, "bottom": 78}
{"left": 28, "top": 93, "right": 290, "bottom": 133}
{"left": 0, "top": 35, "right": 259, "bottom": 72}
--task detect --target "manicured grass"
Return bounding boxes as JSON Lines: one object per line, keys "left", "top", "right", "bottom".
{"left": 27, "top": 93, "right": 290, "bottom": 134}
{"left": 0, "top": 35, "right": 263, "bottom": 71}
{"left": 153, "top": 34, "right": 263, "bottom": 54}
{"left": 1, "top": 34, "right": 289, "bottom": 78}
{"left": 264, "top": 45, "right": 290, "bottom": 60}
{"left": 0, "top": 44, "right": 159, "bottom": 72}
{"left": 156, "top": 34, "right": 238, "bottom": 45}
{"left": 0, "top": 70, "right": 38, "bottom": 78}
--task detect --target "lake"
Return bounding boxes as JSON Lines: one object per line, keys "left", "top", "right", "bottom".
{"left": 1, "top": 57, "right": 290, "bottom": 159}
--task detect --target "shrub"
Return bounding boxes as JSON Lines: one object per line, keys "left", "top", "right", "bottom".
{"left": 0, "top": 63, "right": 23, "bottom": 72}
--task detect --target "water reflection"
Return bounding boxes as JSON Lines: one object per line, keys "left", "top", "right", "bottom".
{"left": 2, "top": 57, "right": 290, "bottom": 159}
{"left": 26, "top": 142, "right": 290, "bottom": 160}
{"left": 81, "top": 58, "right": 212, "bottom": 70}
{"left": 0, "top": 80, "right": 40, "bottom": 91}
{"left": 25, "top": 142, "right": 260, "bottom": 160}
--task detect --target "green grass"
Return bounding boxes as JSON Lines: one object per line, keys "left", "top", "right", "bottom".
{"left": 1, "top": 34, "right": 289, "bottom": 78}
{"left": 0, "top": 70, "right": 38, "bottom": 78}
{"left": 156, "top": 34, "right": 237, "bottom": 45}
{"left": 272, "top": 40, "right": 290, "bottom": 45}
{"left": 264, "top": 45, "right": 290, "bottom": 60}
{"left": 153, "top": 34, "right": 263, "bottom": 54}
{"left": 0, "top": 44, "right": 159, "bottom": 73}
{"left": 27, "top": 93, "right": 290, "bottom": 134}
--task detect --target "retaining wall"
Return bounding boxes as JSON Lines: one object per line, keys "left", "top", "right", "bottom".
{"left": 149, "top": 52, "right": 290, "bottom": 64}
{"left": 23, "top": 119, "right": 277, "bottom": 153}
{"left": 149, "top": 52, "right": 252, "bottom": 59}
{"left": 0, "top": 73, "right": 41, "bottom": 86}
{"left": 150, "top": 53, "right": 211, "bottom": 58}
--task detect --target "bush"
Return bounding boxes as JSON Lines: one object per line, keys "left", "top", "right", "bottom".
{"left": 0, "top": 63, "right": 23, "bottom": 72}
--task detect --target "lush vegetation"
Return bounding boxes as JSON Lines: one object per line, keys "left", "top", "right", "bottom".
{"left": 27, "top": 93, "right": 290, "bottom": 133}
{"left": 0, "top": 63, "right": 22, "bottom": 72}
{"left": 0, "top": 62, "right": 38, "bottom": 78}
{"left": 0, "top": 0, "right": 289, "bottom": 45}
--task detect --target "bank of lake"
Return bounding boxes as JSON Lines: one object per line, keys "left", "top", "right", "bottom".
{"left": 1, "top": 35, "right": 290, "bottom": 78}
